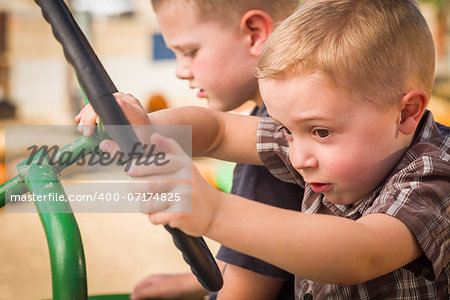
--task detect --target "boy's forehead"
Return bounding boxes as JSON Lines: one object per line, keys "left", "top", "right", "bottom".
{"left": 155, "top": 0, "right": 238, "bottom": 30}
{"left": 156, "top": 0, "right": 227, "bottom": 31}
{"left": 156, "top": 1, "right": 188, "bottom": 14}
{"left": 260, "top": 73, "right": 327, "bottom": 98}
{"left": 155, "top": 1, "right": 203, "bottom": 43}
{"left": 155, "top": 0, "right": 202, "bottom": 24}
{"left": 260, "top": 74, "right": 367, "bottom": 123}
{"left": 155, "top": 0, "right": 196, "bottom": 11}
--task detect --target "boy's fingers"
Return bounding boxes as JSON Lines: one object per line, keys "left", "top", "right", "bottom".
{"left": 126, "top": 154, "right": 190, "bottom": 178}
{"left": 83, "top": 110, "right": 99, "bottom": 126}
{"left": 128, "top": 178, "right": 177, "bottom": 195}
{"left": 131, "top": 280, "right": 164, "bottom": 300}
{"left": 99, "top": 140, "right": 121, "bottom": 156}
{"left": 114, "top": 92, "right": 136, "bottom": 103}
{"left": 83, "top": 125, "right": 96, "bottom": 137}
{"left": 128, "top": 177, "right": 191, "bottom": 214}
{"left": 148, "top": 212, "right": 191, "bottom": 231}
{"left": 114, "top": 92, "right": 136, "bottom": 105}
{"left": 131, "top": 285, "right": 154, "bottom": 300}
{"left": 77, "top": 103, "right": 92, "bottom": 120}
{"left": 100, "top": 138, "right": 190, "bottom": 178}
{"left": 148, "top": 212, "right": 172, "bottom": 226}
{"left": 77, "top": 122, "right": 84, "bottom": 132}
{"left": 124, "top": 134, "right": 191, "bottom": 177}
{"left": 75, "top": 104, "right": 88, "bottom": 122}
{"left": 151, "top": 133, "right": 186, "bottom": 156}
{"left": 76, "top": 104, "right": 91, "bottom": 133}
{"left": 112, "top": 92, "right": 151, "bottom": 125}
{"left": 75, "top": 104, "right": 101, "bottom": 136}
{"left": 133, "top": 275, "right": 157, "bottom": 290}
{"left": 138, "top": 198, "right": 172, "bottom": 214}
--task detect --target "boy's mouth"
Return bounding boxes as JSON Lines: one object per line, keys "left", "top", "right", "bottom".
{"left": 197, "top": 88, "right": 206, "bottom": 98}
{"left": 309, "top": 182, "right": 331, "bottom": 193}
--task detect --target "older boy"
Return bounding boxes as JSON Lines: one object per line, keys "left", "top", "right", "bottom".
{"left": 110, "top": 0, "right": 449, "bottom": 298}
{"left": 76, "top": 0, "right": 302, "bottom": 299}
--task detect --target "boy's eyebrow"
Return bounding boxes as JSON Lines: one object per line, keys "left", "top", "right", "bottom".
{"left": 269, "top": 114, "right": 333, "bottom": 125}
{"left": 167, "top": 41, "right": 197, "bottom": 51}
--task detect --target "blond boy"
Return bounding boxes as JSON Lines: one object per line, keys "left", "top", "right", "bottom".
{"left": 104, "top": 0, "right": 449, "bottom": 298}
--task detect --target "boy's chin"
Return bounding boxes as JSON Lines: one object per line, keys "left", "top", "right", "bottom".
{"left": 205, "top": 98, "right": 235, "bottom": 112}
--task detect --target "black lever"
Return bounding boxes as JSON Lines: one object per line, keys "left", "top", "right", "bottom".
{"left": 34, "top": 0, "right": 223, "bottom": 292}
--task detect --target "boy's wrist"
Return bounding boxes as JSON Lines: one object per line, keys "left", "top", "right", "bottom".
{"left": 204, "top": 190, "right": 226, "bottom": 239}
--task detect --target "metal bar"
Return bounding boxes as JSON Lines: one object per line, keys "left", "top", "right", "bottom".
{"left": 34, "top": 0, "right": 137, "bottom": 154}
{"left": 0, "top": 132, "right": 103, "bottom": 208}
{"left": 16, "top": 150, "right": 87, "bottom": 300}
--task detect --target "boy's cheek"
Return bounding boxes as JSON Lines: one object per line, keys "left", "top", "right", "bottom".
{"left": 323, "top": 156, "right": 365, "bottom": 184}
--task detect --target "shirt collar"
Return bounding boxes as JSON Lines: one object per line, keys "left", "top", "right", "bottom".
{"left": 321, "top": 184, "right": 383, "bottom": 220}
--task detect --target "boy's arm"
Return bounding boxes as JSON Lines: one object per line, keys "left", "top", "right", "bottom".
{"left": 204, "top": 193, "right": 422, "bottom": 285}
{"left": 131, "top": 272, "right": 207, "bottom": 299}
{"left": 217, "top": 263, "right": 285, "bottom": 300}
{"left": 148, "top": 106, "right": 262, "bottom": 165}
{"left": 75, "top": 93, "right": 262, "bottom": 165}
{"left": 130, "top": 260, "right": 285, "bottom": 300}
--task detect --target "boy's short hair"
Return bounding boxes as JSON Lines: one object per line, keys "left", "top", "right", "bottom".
{"left": 151, "top": 0, "right": 300, "bottom": 26}
{"left": 257, "top": 0, "right": 435, "bottom": 109}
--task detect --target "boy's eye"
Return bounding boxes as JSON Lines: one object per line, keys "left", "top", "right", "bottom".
{"left": 184, "top": 49, "right": 198, "bottom": 57}
{"left": 312, "top": 128, "right": 332, "bottom": 139}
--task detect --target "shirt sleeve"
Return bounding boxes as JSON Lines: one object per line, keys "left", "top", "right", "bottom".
{"left": 365, "top": 154, "right": 450, "bottom": 281}
{"left": 257, "top": 117, "right": 304, "bottom": 186}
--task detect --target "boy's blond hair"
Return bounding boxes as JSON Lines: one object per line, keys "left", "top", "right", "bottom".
{"left": 257, "top": 0, "right": 435, "bottom": 109}
{"left": 151, "top": 0, "right": 300, "bottom": 27}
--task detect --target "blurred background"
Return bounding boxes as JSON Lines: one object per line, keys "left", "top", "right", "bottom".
{"left": 0, "top": 0, "right": 448, "bottom": 299}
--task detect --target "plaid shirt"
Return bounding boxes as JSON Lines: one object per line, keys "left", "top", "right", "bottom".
{"left": 257, "top": 110, "right": 449, "bottom": 299}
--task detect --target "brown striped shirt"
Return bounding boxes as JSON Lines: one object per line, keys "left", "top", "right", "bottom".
{"left": 257, "top": 110, "right": 449, "bottom": 299}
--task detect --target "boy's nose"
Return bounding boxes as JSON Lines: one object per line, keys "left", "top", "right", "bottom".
{"left": 175, "top": 62, "right": 193, "bottom": 80}
{"left": 289, "top": 145, "right": 318, "bottom": 171}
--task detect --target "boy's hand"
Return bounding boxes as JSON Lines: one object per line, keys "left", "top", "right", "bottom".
{"left": 100, "top": 133, "right": 221, "bottom": 237}
{"left": 74, "top": 92, "right": 150, "bottom": 136}
{"left": 130, "top": 273, "right": 206, "bottom": 300}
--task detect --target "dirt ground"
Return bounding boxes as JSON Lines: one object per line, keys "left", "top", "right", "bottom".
{"left": 0, "top": 208, "right": 220, "bottom": 299}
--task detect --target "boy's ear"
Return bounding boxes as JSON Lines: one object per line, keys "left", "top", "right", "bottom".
{"left": 240, "top": 10, "right": 274, "bottom": 56}
{"left": 398, "top": 89, "right": 429, "bottom": 135}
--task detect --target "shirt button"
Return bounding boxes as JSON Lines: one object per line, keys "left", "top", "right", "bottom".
{"left": 304, "top": 293, "right": 313, "bottom": 300}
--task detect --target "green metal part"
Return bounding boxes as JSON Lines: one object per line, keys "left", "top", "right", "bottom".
{"left": 0, "top": 131, "right": 104, "bottom": 208}
{"left": 0, "top": 175, "right": 26, "bottom": 208}
{"left": 0, "top": 130, "right": 106, "bottom": 299}
{"left": 16, "top": 150, "right": 88, "bottom": 299}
